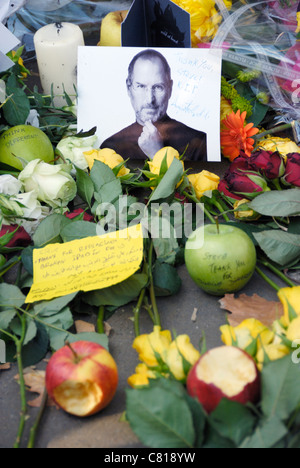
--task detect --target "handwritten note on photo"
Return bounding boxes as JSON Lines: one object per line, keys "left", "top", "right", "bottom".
{"left": 26, "top": 224, "right": 144, "bottom": 303}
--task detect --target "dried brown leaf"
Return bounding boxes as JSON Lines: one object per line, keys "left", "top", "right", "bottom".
{"left": 219, "top": 293, "right": 284, "bottom": 328}
{"left": 75, "top": 320, "right": 95, "bottom": 333}
{"left": 14, "top": 368, "right": 56, "bottom": 408}
{"left": 0, "top": 363, "right": 10, "bottom": 371}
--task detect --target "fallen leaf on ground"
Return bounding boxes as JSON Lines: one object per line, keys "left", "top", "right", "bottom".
{"left": 219, "top": 294, "right": 284, "bottom": 327}
{"left": 14, "top": 368, "right": 56, "bottom": 408}
{"left": 0, "top": 363, "right": 10, "bottom": 371}
{"left": 75, "top": 320, "right": 96, "bottom": 333}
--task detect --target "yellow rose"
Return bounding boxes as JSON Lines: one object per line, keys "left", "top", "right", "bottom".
{"left": 84, "top": 148, "right": 130, "bottom": 176}
{"left": 220, "top": 318, "right": 274, "bottom": 355}
{"left": 127, "top": 363, "right": 157, "bottom": 388}
{"left": 165, "top": 335, "right": 200, "bottom": 381}
{"left": 148, "top": 147, "right": 183, "bottom": 175}
{"left": 256, "top": 137, "right": 300, "bottom": 158}
{"left": 286, "top": 316, "right": 300, "bottom": 343}
{"left": 132, "top": 326, "right": 172, "bottom": 367}
{"left": 277, "top": 286, "right": 300, "bottom": 324}
{"left": 188, "top": 170, "right": 220, "bottom": 200}
{"left": 234, "top": 198, "right": 261, "bottom": 221}
{"left": 256, "top": 343, "right": 290, "bottom": 370}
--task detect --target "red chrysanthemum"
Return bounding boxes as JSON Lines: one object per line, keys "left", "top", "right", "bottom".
{"left": 220, "top": 110, "right": 259, "bottom": 162}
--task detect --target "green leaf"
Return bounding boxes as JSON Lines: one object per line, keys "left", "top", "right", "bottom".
{"left": 33, "top": 213, "right": 71, "bottom": 247}
{"left": 0, "top": 310, "right": 17, "bottom": 330}
{"left": 253, "top": 230, "right": 300, "bottom": 266}
{"left": 184, "top": 394, "right": 206, "bottom": 448}
{"left": 126, "top": 378, "right": 195, "bottom": 448}
{"left": 249, "top": 189, "right": 300, "bottom": 217}
{"left": 33, "top": 292, "right": 77, "bottom": 317}
{"left": 60, "top": 220, "right": 97, "bottom": 242}
{"left": 0, "top": 283, "right": 25, "bottom": 310}
{"left": 208, "top": 399, "right": 257, "bottom": 446}
{"left": 75, "top": 166, "right": 94, "bottom": 208}
{"left": 23, "top": 318, "right": 37, "bottom": 346}
{"left": 149, "top": 158, "right": 184, "bottom": 203}
{"left": 153, "top": 262, "right": 182, "bottom": 296}
{"left": 68, "top": 332, "right": 109, "bottom": 350}
{"left": 21, "top": 323, "right": 49, "bottom": 367}
{"left": 83, "top": 273, "right": 148, "bottom": 307}
{"left": 261, "top": 355, "right": 300, "bottom": 421}
{"left": 239, "top": 415, "right": 287, "bottom": 448}
{"left": 3, "top": 75, "right": 31, "bottom": 126}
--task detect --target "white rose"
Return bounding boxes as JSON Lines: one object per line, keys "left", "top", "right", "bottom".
{"left": 56, "top": 135, "right": 99, "bottom": 171}
{"left": 0, "top": 174, "right": 23, "bottom": 196}
{"left": 13, "top": 191, "right": 50, "bottom": 236}
{"left": 18, "top": 159, "right": 77, "bottom": 209}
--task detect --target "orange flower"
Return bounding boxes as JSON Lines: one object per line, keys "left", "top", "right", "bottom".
{"left": 220, "top": 110, "right": 259, "bottom": 162}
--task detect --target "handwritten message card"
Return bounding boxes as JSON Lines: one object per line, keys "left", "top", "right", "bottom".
{"left": 26, "top": 224, "right": 144, "bottom": 303}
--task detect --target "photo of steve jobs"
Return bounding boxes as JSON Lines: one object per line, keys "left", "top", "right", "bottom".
{"left": 100, "top": 49, "right": 208, "bottom": 161}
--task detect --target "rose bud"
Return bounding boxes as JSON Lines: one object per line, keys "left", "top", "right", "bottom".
{"left": 249, "top": 150, "right": 285, "bottom": 179}
{"left": 283, "top": 153, "right": 300, "bottom": 187}
{"left": 226, "top": 170, "right": 270, "bottom": 200}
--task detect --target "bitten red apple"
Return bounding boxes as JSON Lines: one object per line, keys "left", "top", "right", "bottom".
{"left": 45, "top": 341, "right": 118, "bottom": 417}
{"left": 186, "top": 346, "right": 260, "bottom": 414}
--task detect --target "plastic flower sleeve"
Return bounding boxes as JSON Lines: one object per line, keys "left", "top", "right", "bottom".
{"left": 211, "top": 0, "right": 300, "bottom": 122}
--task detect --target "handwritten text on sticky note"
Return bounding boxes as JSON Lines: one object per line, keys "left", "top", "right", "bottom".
{"left": 26, "top": 224, "right": 144, "bottom": 303}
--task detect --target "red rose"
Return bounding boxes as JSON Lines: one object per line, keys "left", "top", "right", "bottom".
{"left": 218, "top": 179, "right": 243, "bottom": 200}
{"left": 224, "top": 153, "right": 251, "bottom": 175}
{"left": 225, "top": 170, "right": 270, "bottom": 199}
{"left": 0, "top": 224, "right": 31, "bottom": 248}
{"left": 284, "top": 153, "right": 300, "bottom": 187}
{"left": 65, "top": 208, "right": 94, "bottom": 222}
{"left": 248, "top": 150, "right": 285, "bottom": 179}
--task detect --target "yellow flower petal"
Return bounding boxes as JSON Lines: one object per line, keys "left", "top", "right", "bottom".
{"left": 84, "top": 148, "right": 129, "bottom": 176}
{"left": 278, "top": 286, "right": 300, "bottom": 324}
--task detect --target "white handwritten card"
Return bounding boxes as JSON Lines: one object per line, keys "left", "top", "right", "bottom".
{"left": 77, "top": 47, "right": 222, "bottom": 162}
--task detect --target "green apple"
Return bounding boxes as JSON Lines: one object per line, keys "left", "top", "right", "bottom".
{"left": 98, "top": 10, "right": 129, "bottom": 46}
{"left": 0, "top": 125, "right": 54, "bottom": 171}
{"left": 184, "top": 223, "right": 257, "bottom": 296}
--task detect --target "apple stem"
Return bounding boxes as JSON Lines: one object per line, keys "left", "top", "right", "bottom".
{"left": 65, "top": 341, "right": 81, "bottom": 364}
{"left": 215, "top": 216, "right": 220, "bottom": 234}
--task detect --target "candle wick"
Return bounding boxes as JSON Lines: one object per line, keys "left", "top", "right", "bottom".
{"left": 55, "top": 22, "right": 63, "bottom": 34}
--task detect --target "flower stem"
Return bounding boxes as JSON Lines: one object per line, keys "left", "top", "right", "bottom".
{"left": 97, "top": 305, "right": 105, "bottom": 334}
{"left": 255, "top": 266, "right": 281, "bottom": 292}
{"left": 254, "top": 123, "right": 292, "bottom": 140}
{"left": 258, "top": 259, "right": 296, "bottom": 288}
{"left": 133, "top": 288, "right": 146, "bottom": 337}
{"left": 148, "top": 241, "right": 161, "bottom": 327}
{"left": 13, "top": 314, "right": 27, "bottom": 449}
{"left": 27, "top": 388, "right": 48, "bottom": 448}
{"left": 213, "top": 200, "right": 231, "bottom": 222}
{"left": 183, "top": 190, "right": 216, "bottom": 224}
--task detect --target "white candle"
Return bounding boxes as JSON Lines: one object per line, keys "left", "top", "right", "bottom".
{"left": 34, "top": 22, "right": 84, "bottom": 107}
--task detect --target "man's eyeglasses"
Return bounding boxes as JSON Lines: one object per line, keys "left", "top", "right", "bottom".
{"left": 130, "top": 83, "right": 167, "bottom": 96}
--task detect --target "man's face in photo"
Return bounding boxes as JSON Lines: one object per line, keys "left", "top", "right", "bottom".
{"left": 127, "top": 56, "right": 173, "bottom": 126}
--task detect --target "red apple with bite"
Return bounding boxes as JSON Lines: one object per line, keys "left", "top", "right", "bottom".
{"left": 45, "top": 341, "right": 118, "bottom": 417}
{"left": 186, "top": 346, "right": 260, "bottom": 413}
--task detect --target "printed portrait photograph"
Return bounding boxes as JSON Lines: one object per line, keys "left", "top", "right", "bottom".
{"left": 77, "top": 46, "right": 222, "bottom": 162}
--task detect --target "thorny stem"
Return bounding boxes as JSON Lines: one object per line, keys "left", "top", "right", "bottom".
{"left": 133, "top": 288, "right": 146, "bottom": 337}
{"left": 27, "top": 388, "right": 48, "bottom": 449}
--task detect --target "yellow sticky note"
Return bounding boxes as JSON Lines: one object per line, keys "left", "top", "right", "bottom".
{"left": 25, "top": 224, "right": 144, "bottom": 303}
